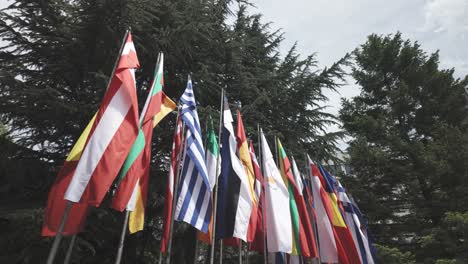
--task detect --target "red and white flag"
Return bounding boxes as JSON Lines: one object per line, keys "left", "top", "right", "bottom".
{"left": 160, "top": 116, "right": 183, "bottom": 253}
{"left": 64, "top": 32, "right": 140, "bottom": 206}
{"left": 247, "top": 140, "right": 266, "bottom": 251}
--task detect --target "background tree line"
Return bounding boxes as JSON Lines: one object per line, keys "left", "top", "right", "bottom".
{"left": 0, "top": 0, "right": 466, "bottom": 263}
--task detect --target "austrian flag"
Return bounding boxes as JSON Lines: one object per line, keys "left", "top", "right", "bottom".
{"left": 64, "top": 33, "right": 140, "bottom": 206}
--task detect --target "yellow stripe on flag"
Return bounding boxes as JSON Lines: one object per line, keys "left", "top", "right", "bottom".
{"left": 329, "top": 193, "right": 347, "bottom": 227}
{"left": 153, "top": 94, "right": 176, "bottom": 127}
{"left": 128, "top": 94, "right": 176, "bottom": 234}
{"left": 129, "top": 186, "right": 145, "bottom": 233}
{"left": 66, "top": 113, "right": 97, "bottom": 162}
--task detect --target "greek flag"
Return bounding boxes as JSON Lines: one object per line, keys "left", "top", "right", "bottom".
{"left": 174, "top": 77, "right": 212, "bottom": 232}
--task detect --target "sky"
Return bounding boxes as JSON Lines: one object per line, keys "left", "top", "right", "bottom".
{"left": 250, "top": 0, "right": 468, "bottom": 119}
{"left": 1, "top": 0, "right": 467, "bottom": 148}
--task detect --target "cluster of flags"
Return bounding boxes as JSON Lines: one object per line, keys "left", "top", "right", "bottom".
{"left": 42, "top": 32, "right": 375, "bottom": 264}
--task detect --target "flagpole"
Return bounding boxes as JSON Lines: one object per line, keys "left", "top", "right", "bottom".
{"left": 210, "top": 88, "right": 224, "bottom": 264}
{"left": 238, "top": 242, "right": 242, "bottom": 264}
{"left": 46, "top": 201, "right": 72, "bottom": 264}
{"left": 63, "top": 234, "right": 77, "bottom": 264}
{"left": 305, "top": 154, "right": 321, "bottom": 264}
{"left": 46, "top": 29, "right": 131, "bottom": 264}
{"left": 166, "top": 114, "right": 186, "bottom": 264}
{"left": 114, "top": 210, "right": 130, "bottom": 264}
{"left": 257, "top": 125, "right": 268, "bottom": 264}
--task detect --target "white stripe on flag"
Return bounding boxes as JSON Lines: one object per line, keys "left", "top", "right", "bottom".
{"left": 65, "top": 84, "right": 133, "bottom": 202}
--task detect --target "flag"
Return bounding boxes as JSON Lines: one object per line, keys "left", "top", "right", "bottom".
{"left": 318, "top": 166, "right": 361, "bottom": 264}
{"left": 64, "top": 32, "right": 140, "bottom": 206}
{"left": 248, "top": 140, "right": 266, "bottom": 252}
{"left": 197, "top": 117, "right": 221, "bottom": 244}
{"left": 260, "top": 130, "right": 292, "bottom": 253}
{"left": 160, "top": 116, "right": 183, "bottom": 253}
{"left": 236, "top": 111, "right": 258, "bottom": 243}
{"left": 215, "top": 98, "right": 254, "bottom": 242}
{"left": 110, "top": 53, "right": 177, "bottom": 233}
{"left": 308, "top": 156, "right": 338, "bottom": 263}
{"left": 174, "top": 77, "right": 212, "bottom": 232}
{"left": 277, "top": 140, "right": 318, "bottom": 258}
{"left": 337, "top": 181, "right": 375, "bottom": 264}
{"left": 42, "top": 114, "right": 96, "bottom": 236}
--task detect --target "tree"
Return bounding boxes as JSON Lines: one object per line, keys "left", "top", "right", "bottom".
{"left": 340, "top": 33, "right": 468, "bottom": 263}
{"left": 0, "top": 0, "right": 347, "bottom": 263}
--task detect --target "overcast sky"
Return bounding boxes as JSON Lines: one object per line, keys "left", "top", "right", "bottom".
{"left": 251, "top": 0, "right": 467, "bottom": 115}
{"left": 1, "top": 0, "right": 467, "bottom": 146}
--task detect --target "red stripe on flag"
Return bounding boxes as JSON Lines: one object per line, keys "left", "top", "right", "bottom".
{"left": 42, "top": 161, "right": 88, "bottom": 236}
{"left": 80, "top": 109, "right": 139, "bottom": 206}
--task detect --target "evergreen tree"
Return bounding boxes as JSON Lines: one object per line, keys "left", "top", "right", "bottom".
{"left": 340, "top": 33, "right": 468, "bottom": 263}
{"left": 0, "top": 0, "right": 347, "bottom": 263}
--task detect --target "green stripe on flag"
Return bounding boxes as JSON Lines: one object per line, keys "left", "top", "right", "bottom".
{"left": 116, "top": 129, "right": 146, "bottom": 185}
{"left": 151, "top": 72, "right": 163, "bottom": 96}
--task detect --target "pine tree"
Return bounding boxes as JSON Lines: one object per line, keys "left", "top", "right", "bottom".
{"left": 340, "top": 33, "right": 468, "bottom": 263}
{"left": 0, "top": 0, "right": 349, "bottom": 262}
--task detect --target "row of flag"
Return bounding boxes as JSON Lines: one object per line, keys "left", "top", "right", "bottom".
{"left": 42, "top": 32, "right": 375, "bottom": 263}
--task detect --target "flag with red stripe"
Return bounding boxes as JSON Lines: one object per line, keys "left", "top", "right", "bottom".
{"left": 248, "top": 140, "right": 266, "bottom": 252}
{"left": 235, "top": 111, "right": 258, "bottom": 242}
{"left": 277, "top": 140, "right": 318, "bottom": 258}
{"left": 42, "top": 115, "right": 96, "bottom": 236}
{"left": 160, "top": 116, "right": 183, "bottom": 252}
{"left": 64, "top": 32, "right": 140, "bottom": 206}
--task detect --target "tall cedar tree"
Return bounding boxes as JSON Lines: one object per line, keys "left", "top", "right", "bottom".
{"left": 340, "top": 33, "right": 468, "bottom": 263}
{"left": 0, "top": 0, "right": 348, "bottom": 263}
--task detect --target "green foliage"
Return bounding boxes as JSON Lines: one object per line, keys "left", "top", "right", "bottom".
{"left": 374, "top": 244, "right": 416, "bottom": 264}
{"left": 341, "top": 32, "right": 468, "bottom": 263}
{"left": 0, "top": 0, "right": 347, "bottom": 263}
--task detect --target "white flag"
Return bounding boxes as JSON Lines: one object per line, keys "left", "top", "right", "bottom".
{"left": 260, "top": 130, "right": 292, "bottom": 253}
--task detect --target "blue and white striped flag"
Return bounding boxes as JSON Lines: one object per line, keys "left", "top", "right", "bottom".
{"left": 174, "top": 77, "right": 212, "bottom": 232}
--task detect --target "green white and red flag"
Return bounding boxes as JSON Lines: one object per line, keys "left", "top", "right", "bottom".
{"left": 111, "top": 53, "right": 177, "bottom": 233}
{"left": 277, "top": 140, "right": 318, "bottom": 258}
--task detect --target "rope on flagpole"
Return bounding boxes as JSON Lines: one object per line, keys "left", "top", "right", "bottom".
{"left": 210, "top": 88, "right": 224, "bottom": 264}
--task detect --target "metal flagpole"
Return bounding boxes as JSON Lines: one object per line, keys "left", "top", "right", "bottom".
{"left": 219, "top": 241, "right": 223, "bottom": 264}
{"left": 305, "top": 154, "right": 321, "bottom": 264}
{"left": 46, "top": 28, "right": 131, "bottom": 264}
{"left": 46, "top": 201, "right": 72, "bottom": 264}
{"left": 257, "top": 125, "right": 268, "bottom": 264}
{"left": 114, "top": 51, "right": 163, "bottom": 264}
{"left": 63, "top": 234, "right": 77, "bottom": 264}
{"left": 210, "top": 88, "right": 224, "bottom": 264}
{"left": 166, "top": 116, "right": 187, "bottom": 264}
{"left": 238, "top": 241, "right": 242, "bottom": 264}
{"left": 114, "top": 210, "right": 130, "bottom": 264}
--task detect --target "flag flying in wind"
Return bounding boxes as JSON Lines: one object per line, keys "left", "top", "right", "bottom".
{"left": 318, "top": 165, "right": 361, "bottom": 264}
{"left": 197, "top": 117, "right": 221, "bottom": 244}
{"left": 247, "top": 140, "right": 266, "bottom": 252}
{"left": 64, "top": 32, "right": 140, "bottom": 206}
{"left": 216, "top": 98, "right": 254, "bottom": 242}
{"left": 308, "top": 156, "right": 338, "bottom": 263}
{"left": 260, "top": 130, "right": 292, "bottom": 253}
{"left": 110, "top": 53, "right": 176, "bottom": 233}
{"left": 277, "top": 140, "right": 318, "bottom": 258}
{"left": 337, "top": 181, "right": 375, "bottom": 264}
{"left": 175, "top": 77, "right": 212, "bottom": 232}
{"left": 42, "top": 114, "right": 96, "bottom": 236}
{"left": 160, "top": 116, "right": 183, "bottom": 253}
{"left": 236, "top": 111, "right": 258, "bottom": 242}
